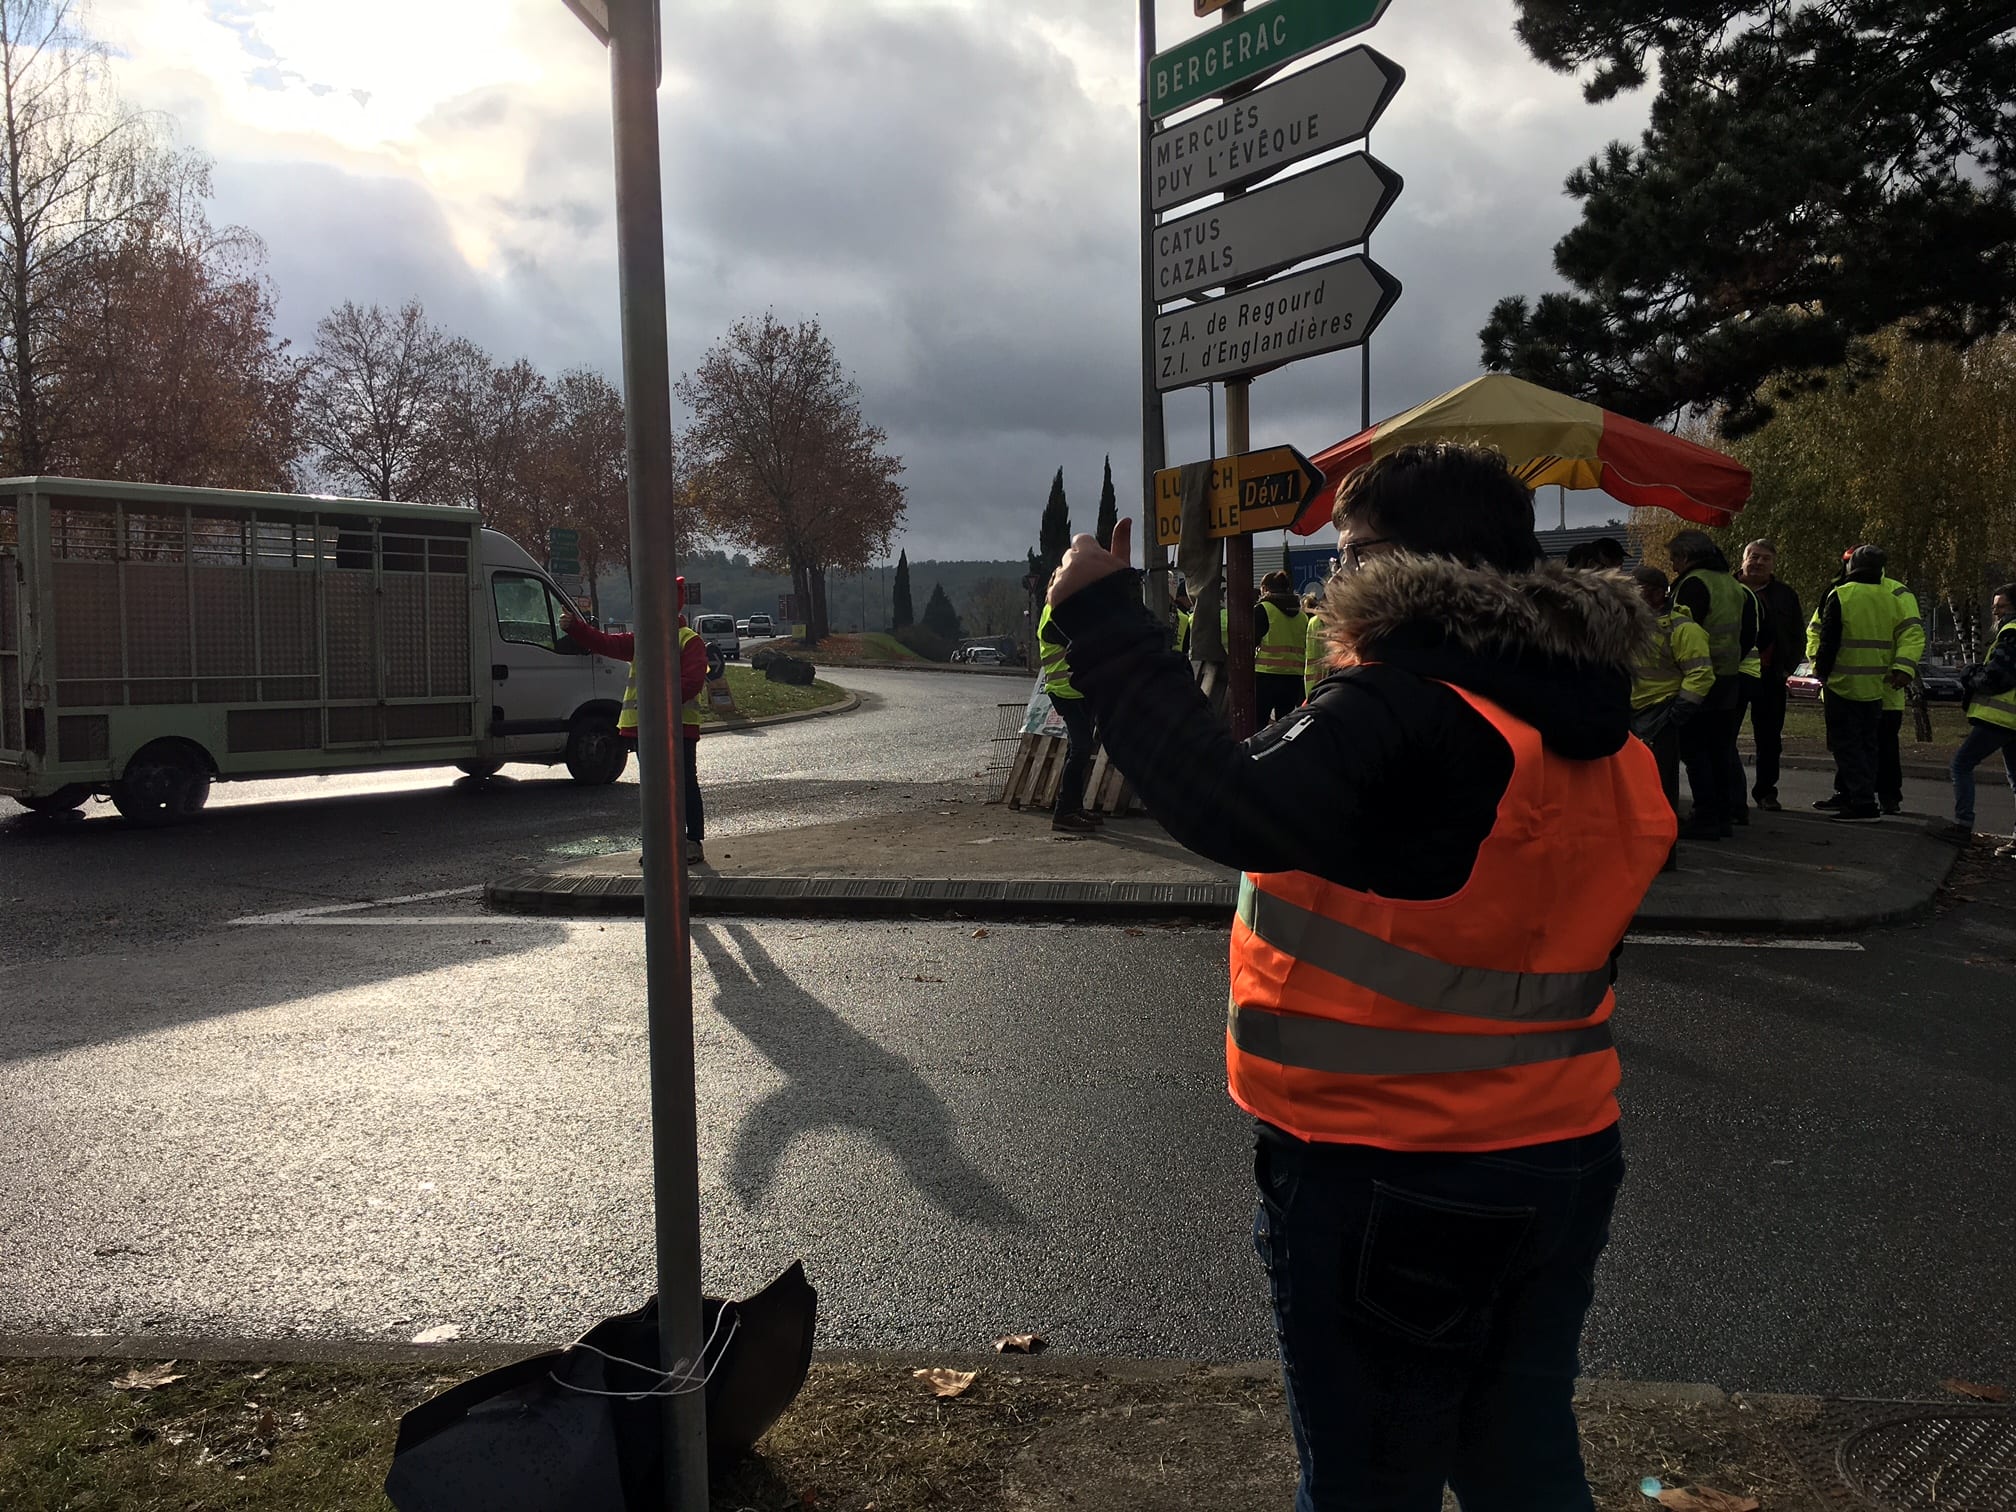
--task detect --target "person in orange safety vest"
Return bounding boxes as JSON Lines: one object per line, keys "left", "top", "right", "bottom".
{"left": 1045, "top": 443, "right": 1674, "bottom": 1511}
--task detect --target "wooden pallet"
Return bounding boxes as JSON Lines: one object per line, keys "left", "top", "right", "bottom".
{"left": 999, "top": 731, "right": 1136, "bottom": 815}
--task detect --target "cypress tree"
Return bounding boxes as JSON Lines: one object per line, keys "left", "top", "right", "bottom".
{"left": 1096, "top": 455, "right": 1118, "bottom": 549}
{"left": 891, "top": 549, "right": 915, "bottom": 630}
{"left": 922, "top": 582, "right": 962, "bottom": 641}
{"left": 1038, "top": 468, "right": 1072, "bottom": 576}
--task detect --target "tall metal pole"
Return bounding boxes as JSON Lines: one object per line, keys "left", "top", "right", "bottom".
{"left": 1219, "top": 0, "right": 1257, "bottom": 740}
{"left": 1361, "top": 340, "right": 1372, "bottom": 433}
{"left": 1138, "top": 0, "right": 1169, "bottom": 622}
{"left": 607, "top": 1, "right": 708, "bottom": 1506}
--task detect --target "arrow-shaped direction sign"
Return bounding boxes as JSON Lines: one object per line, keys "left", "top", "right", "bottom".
{"left": 1153, "top": 254, "right": 1400, "bottom": 393}
{"left": 1149, "top": 46, "right": 1405, "bottom": 213}
{"left": 1151, "top": 0, "right": 1392, "bottom": 119}
{"left": 1153, "top": 153, "right": 1401, "bottom": 304}
{"left": 1154, "top": 446, "right": 1328, "bottom": 546}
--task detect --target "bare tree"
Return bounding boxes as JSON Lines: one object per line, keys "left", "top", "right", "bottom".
{"left": 676, "top": 311, "right": 905, "bottom": 644}
{"left": 299, "top": 299, "right": 453, "bottom": 500}
{"left": 434, "top": 341, "right": 554, "bottom": 524}
{"left": 0, "top": 0, "right": 168, "bottom": 473}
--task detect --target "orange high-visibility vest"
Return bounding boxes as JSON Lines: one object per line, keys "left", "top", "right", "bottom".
{"left": 1228, "top": 682, "right": 1675, "bottom": 1153}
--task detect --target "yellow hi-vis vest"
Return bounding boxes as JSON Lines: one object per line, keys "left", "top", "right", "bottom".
{"left": 1815, "top": 581, "right": 1895, "bottom": 701}
{"left": 1737, "top": 584, "right": 1762, "bottom": 678}
{"left": 1881, "top": 577, "right": 1925, "bottom": 713}
{"left": 618, "top": 625, "right": 704, "bottom": 736}
{"left": 1172, "top": 608, "right": 1192, "bottom": 653}
{"left": 1676, "top": 567, "right": 1745, "bottom": 676}
{"left": 1632, "top": 610, "right": 1715, "bottom": 713}
{"left": 1257, "top": 600, "right": 1307, "bottom": 677}
{"left": 1968, "top": 622, "right": 2016, "bottom": 732}
{"left": 1037, "top": 603, "right": 1080, "bottom": 699}
{"left": 1304, "top": 613, "right": 1327, "bottom": 696}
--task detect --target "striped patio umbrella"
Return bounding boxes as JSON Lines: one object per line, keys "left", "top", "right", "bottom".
{"left": 1289, "top": 374, "right": 1752, "bottom": 535}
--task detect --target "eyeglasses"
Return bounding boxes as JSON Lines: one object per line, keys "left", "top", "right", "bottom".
{"left": 1341, "top": 537, "right": 1395, "bottom": 573}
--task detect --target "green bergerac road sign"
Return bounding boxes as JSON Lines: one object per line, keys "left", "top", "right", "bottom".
{"left": 1151, "top": 0, "right": 1391, "bottom": 118}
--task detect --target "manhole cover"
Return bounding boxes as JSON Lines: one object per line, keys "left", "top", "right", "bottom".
{"left": 1838, "top": 1412, "right": 2016, "bottom": 1510}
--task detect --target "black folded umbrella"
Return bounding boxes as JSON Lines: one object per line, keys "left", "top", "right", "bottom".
{"left": 385, "top": 1262, "right": 816, "bottom": 1512}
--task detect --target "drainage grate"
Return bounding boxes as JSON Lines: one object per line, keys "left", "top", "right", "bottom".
{"left": 1778, "top": 1402, "right": 2016, "bottom": 1511}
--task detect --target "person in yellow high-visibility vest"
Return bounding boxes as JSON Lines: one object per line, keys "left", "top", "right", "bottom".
{"left": 1037, "top": 601, "right": 1101, "bottom": 833}
{"left": 1876, "top": 573, "right": 1926, "bottom": 814}
{"left": 1668, "top": 530, "right": 1758, "bottom": 840}
{"left": 1806, "top": 545, "right": 1895, "bottom": 821}
{"left": 1630, "top": 567, "right": 1714, "bottom": 848}
{"left": 1947, "top": 582, "right": 2016, "bottom": 855}
{"left": 1302, "top": 592, "right": 1327, "bottom": 698}
{"left": 1255, "top": 570, "right": 1308, "bottom": 722}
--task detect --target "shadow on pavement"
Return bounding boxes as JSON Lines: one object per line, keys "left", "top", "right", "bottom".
{"left": 694, "top": 921, "right": 1025, "bottom": 1230}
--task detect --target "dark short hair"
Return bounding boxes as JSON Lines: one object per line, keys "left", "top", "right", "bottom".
{"left": 1631, "top": 565, "right": 1669, "bottom": 593}
{"left": 1994, "top": 582, "right": 2016, "bottom": 603}
{"left": 1743, "top": 538, "right": 1778, "bottom": 557}
{"left": 1590, "top": 537, "right": 1625, "bottom": 566}
{"left": 1668, "top": 529, "right": 1714, "bottom": 566}
{"left": 1260, "top": 569, "right": 1293, "bottom": 593}
{"left": 1331, "top": 443, "right": 1540, "bottom": 572}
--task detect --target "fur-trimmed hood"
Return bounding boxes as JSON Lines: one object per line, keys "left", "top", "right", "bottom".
{"left": 1316, "top": 555, "right": 1658, "bottom": 759}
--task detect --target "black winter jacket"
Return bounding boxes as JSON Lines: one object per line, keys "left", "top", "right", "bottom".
{"left": 1050, "top": 555, "right": 1659, "bottom": 901}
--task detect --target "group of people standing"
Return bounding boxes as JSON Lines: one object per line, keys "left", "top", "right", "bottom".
{"left": 1624, "top": 532, "right": 1812, "bottom": 842}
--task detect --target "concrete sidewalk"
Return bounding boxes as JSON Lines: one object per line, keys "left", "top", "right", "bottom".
{"left": 486, "top": 788, "right": 1972, "bottom": 931}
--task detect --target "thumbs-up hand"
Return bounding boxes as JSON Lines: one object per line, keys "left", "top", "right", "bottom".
{"left": 1048, "top": 517, "right": 1134, "bottom": 607}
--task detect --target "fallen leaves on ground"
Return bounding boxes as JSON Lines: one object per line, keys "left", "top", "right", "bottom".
{"left": 912, "top": 1368, "right": 977, "bottom": 1399}
{"left": 910, "top": 975, "right": 944, "bottom": 984}
{"left": 993, "top": 1334, "right": 1045, "bottom": 1354}
{"left": 1656, "top": 1488, "right": 1759, "bottom": 1511}
{"left": 411, "top": 1324, "right": 462, "bottom": 1345}
{"left": 971, "top": 928, "right": 990, "bottom": 939}
{"left": 111, "top": 1363, "right": 185, "bottom": 1391}
{"left": 1123, "top": 928, "right": 1145, "bottom": 937}
{"left": 1944, "top": 1377, "right": 2009, "bottom": 1401}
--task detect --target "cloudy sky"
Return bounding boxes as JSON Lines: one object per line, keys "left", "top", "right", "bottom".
{"left": 93, "top": 0, "right": 1650, "bottom": 558}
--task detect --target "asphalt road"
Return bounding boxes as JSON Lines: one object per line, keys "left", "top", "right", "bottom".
{"left": 0, "top": 666, "right": 1016, "bottom": 966}
{"left": 2, "top": 673, "right": 2014, "bottom": 1398}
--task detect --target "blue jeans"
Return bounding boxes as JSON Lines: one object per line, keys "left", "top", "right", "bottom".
{"left": 1252, "top": 1125, "right": 1626, "bottom": 1512}
{"left": 1951, "top": 720, "right": 2016, "bottom": 829}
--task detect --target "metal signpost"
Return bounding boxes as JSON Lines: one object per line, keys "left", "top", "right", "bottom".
{"left": 563, "top": 1, "right": 707, "bottom": 1508}
{"left": 1144, "top": 0, "right": 1401, "bottom": 737}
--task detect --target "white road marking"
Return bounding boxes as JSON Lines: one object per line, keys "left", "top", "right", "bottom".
{"left": 225, "top": 886, "right": 480, "bottom": 926}
{"left": 1624, "top": 934, "right": 1864, "bottom": 951}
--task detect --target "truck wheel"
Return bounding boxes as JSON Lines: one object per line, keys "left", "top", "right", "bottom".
{"left": 456, "top": 760, "right": 505, "bottom": 780}
{"left": 566, "top": 715, "right": 628, "bottom": 785}
{"left": 16, "top": 785, "right": 92, "bottom": 815}
{"left": 111, "top": 743, "right": 212, "bottom": 826}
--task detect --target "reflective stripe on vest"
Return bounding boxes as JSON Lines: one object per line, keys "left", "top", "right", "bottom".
{"left": 1883, "top": 579, "right": 1925, "bottom": 712}
{"left": 1226, "top": 680, "right": 1675, "bottom": 1152}
{"left": 1633, "top": 612, "right": 1711, "bottom": 711}
{"left": 1257, "top": 601, "right": 1306, "bottom": 676}
{"left": 1236, "top": 879, "right": 1614, "bottom": 1023}
{"left": 1678, "top": 568, "right": 1744, "bottom": 675}
{"left": 1038, "top": 603, "right": 1079, "bottom": 698}
{"left": 1738, "top": 584, "right": 1762, "bottom": 677}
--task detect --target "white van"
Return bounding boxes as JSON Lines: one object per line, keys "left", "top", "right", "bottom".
{"left": 0, "top": 477, "right": 635, "bottom": 823}
{"left": 692, "top": 612, "right": 739, "bottom": 661}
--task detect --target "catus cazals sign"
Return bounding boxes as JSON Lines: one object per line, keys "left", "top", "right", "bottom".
{"left": 1149, "top": 47, "right": 1405, "bottom": 213}
{"left": 1150, "top": 0, "right": 1392, "bottom": 119}
{"left": 1153, "top": 255, "right": 1400, "bottom": 392}
{"left": 1153, "top": 153, "right": 1401, "bottom": 304}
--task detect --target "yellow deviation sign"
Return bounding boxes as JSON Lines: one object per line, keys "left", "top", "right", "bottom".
{"left": 1154, "top": 445, "right": 1328, "bottom": 547}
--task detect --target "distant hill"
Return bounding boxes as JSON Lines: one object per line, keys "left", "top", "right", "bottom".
{"left": 590, "top": 551, "right": 1029, "bottom": 637}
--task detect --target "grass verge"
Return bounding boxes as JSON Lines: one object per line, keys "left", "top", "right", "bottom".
{"left": 698, "top": 664, "right": 849, "bottom": 724}
{"left": 0, "top": 1355, "right": 1823, "bottom": 1512}
{"left": 1762, "top": 698, "right": 1969, "bottom": 766}
{"left": 785, "top": 631, "right": 924, "bottom": 664}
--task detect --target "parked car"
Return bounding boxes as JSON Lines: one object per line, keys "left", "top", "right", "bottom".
{"left": 965, "top": 647, "right": 1008, "bottom": 666}
{"left": 692, "top": 612, "right": 740, "bottom": 661}
{"left": 1919, "top": 663, "right": 1966, "bottom": 703}
{"left": 743, "top": 614, "right": 776, "bottom": 639}
{"left": 1787, "top": 661, "right": 1823, "bottom": 701}
{"left": 734, "top": 618, "right": 751, "bottom": 636}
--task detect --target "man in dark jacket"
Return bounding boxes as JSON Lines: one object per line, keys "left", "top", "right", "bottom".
{"left": 1047, "top": 443, "right": 1673, "bottom": 1511}
{"left": 1737, "top": 539, "right": 1803, "bottom": 810}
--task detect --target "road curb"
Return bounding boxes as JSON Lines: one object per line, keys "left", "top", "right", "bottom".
{"left": 484, "top": 873, "right": 1239, "bottom": 920}
{"left": 0, "top": 1333, "right": 1797, "bottom": 1410}
{"left": 801, "top": 658, "right": 1033, "bottom": 678}
{"left": 697, "top": 690, "right": 859, "bottom": 736}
